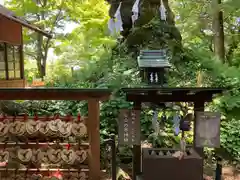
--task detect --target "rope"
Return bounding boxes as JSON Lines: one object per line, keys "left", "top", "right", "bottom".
{"left": 15, "top": 175, "right": 25, "bottom": 180}
{"left": 78, "top": 172, "right": 87, "bottom": 180}
{"left": 0, "top": 118, "right": 90, "bottom": 138}
{"left": 0, "top": 170, "right": 87, "bottom": 180}
{"left": 37, "top": 121, "right": 50, "bottom": 136}
{"left": 71, "top": 122, "right": 87, "bottom": 137}
{"left": 0, "top": 150, "right": 9, "bottom": 162}
{"left": 17, "top": 148, "right": 33, "bottom": 163}
{"left": 69, "top": 177, "right": 78, "bottom": 180}
{"left": 31, "top": 174, "right": 43, "bottom": 179}
{"left": 9, "top": 121, "right": 26, "bottom": 136}
{"left": 49, "top": 176, "right": 59, "bottom": 180}
{"left": 47, "top": 148, "right": 61, "bottom": 164}
{"left": 42, "top": 176, "right": 49, "bottom": 180}
{"left": 61, "top": 149, "right": 76, "bottom": 165}
{"left": 47, "top": 119, "right": 60, "bottom": 136}
{"left": 26, "top": 119, "right": 40, "bottom": 137}
{"left": 31, "top": 149, "right": 43, "bottom": 165}
{"left": 0, "top": 122, "right": 9, "bottom": 138}
{"left": 69, "top": 172, "right": 79, "bottom": 180}
{"left": 75, "top": 150, "right": 87, "bottom": 164}
{"left": 41, "top": 148, "right": 49, "bottom": 164}
{"left": 8, "top": 174, "right": 16, "bottom": 180}
{"left": 28, "top": 148, "right": 88, "bottom": 165}
{"left": 58, "top": 121, "right": 72, "bottom": 138}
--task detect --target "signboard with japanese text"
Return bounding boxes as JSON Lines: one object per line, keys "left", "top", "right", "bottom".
{"left": 195, "top": 112, "right": 221, "bottom": 148}
{"left": 118, "top": 109, "right": 141, "bottom": 145}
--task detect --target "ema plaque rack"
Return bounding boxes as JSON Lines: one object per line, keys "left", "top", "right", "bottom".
{"left": 0, "top": 114, "right": 89, "bottom": 180}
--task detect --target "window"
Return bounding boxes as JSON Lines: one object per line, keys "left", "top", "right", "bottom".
{"left": 0, "top": 43, "right": 22, "bottom": 80}
{"left": 7, "top": 45, "right": 21, "bottom": 79}
{"left": 0, "top": 44, "right": 5, "bottom": 79}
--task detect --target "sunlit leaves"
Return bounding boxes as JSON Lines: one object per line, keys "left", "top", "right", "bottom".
{"left": 51, "top": 0, "right": 115, "bottom": 69}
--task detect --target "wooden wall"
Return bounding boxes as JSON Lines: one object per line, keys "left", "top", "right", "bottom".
{"left": 0, "top": 79, "right": 25, "bottom": 87}
{"left": 0, "top": 15, "right": 22, "bottom": 45}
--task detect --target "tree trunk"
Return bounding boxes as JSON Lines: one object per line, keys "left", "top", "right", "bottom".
{"left": 212, "top": 0, "right": 225, "bottom": 62}
{"left": 36, "top": 33, "right": 45, "bottom": 79}
{"left": 36, "top": 0, "right": 48, "bottom": 79}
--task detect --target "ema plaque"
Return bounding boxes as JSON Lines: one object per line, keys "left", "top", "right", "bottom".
{"left": 118, "top": 109, "right": 141, "bottom": 145}
{"left": 195, "top": 112, "right": 221, "bottom": 148}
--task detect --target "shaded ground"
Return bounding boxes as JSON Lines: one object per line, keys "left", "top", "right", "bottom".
{"left": 102, "top": 165, "right": 240, "bottom": 180}
{"left": 204, "top": 166, "right": 240, "bottom": 180}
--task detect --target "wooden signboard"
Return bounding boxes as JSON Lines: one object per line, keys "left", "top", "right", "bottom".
{"left": 118, "top": 109, "right": 141, "bottom": 145}
{"left": 195, "top": 112, "right": 221, "bottom": 148}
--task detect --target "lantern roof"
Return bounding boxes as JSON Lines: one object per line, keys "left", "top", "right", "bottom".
{"left": 137, "top": 50, "right": 171, "bottom": 68}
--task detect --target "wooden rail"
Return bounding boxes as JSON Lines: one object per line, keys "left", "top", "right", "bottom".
{"left": 0, "top": 88, "right": 111, "bottom": 100}
{"left": 0, "top": 88, "right": 112, "bottom": 180}
{"left": 0, "top": 142, "right": 90, "bottom": 148}
{"left": 0, "top": 79, "right": 25, "bottom": 88}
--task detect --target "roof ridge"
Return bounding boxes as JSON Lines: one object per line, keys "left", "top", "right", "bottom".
{"left": 0, "top": 5, "right": 51, "bottom": 38}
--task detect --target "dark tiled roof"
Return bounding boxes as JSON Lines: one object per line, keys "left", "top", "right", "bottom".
{"left": 137, "top": 50, "right": 171, "bottom": 68}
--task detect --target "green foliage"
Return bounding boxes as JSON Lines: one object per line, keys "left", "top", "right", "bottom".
{"left": 5, "top": 0, "right": 240, "bottom": 163}
{"left": 221, "top": 119, "right": 240, "bottom": 161}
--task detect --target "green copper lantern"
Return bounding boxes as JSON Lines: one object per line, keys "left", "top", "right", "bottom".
{"left": 137, "top": 50, "right": 171, "bottom": 86}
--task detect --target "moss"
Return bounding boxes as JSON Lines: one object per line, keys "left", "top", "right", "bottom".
{"left": 125, "top": 27, "right": 152, "bottom": 46}
{"left": 135, "top": 2, "right": 157, "bottom": 27}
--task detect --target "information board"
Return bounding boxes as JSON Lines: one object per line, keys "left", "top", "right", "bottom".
{"left": 118, "top": 109, "right": 141, "bottom": 145}
{"left": 195, "top": 111, "right": 221, "bottom": 148}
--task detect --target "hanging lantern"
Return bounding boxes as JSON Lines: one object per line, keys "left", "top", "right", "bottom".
{"left": 180, "top": 113, "right": 193, "bottom": 131}
{"left": 180, "top": 120, "right": 191, "bottom": 131}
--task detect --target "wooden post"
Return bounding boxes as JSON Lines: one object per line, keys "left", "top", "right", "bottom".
{"left": 212, "top": 0, "right": 225, "bottom": 62}
{"left": 111, "top": 135, "right": 117, "bottom": 180}
{"left": 215, "top": 157, "right": 222, "bottom": 180}
{"left": 194, "top": 100, "right": 204, "bottom": 180}
{"left": 20, "top": 26, "right": 24, "bottom": 80}
{"left": 4, "top": 43, "right": 8, "bottom": 80}
{"left": 132, "top": 101, "right": 141, "bottom": 180}
{"left": 88, "top": 98, "right": 101, "bottom": 180}
{"left": 194, "top": 100, "right": 204, "bottom": 157}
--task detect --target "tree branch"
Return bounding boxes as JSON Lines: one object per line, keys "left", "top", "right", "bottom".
{"left": 42, "top": 0, "right": 65, "bottom": 70}
{"left": 24, "top": 51, "right": 38, "bottom": 60}
{"left": 43, "top": 1, "right": 65, "bottom": 51}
